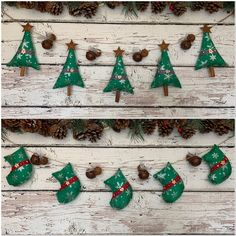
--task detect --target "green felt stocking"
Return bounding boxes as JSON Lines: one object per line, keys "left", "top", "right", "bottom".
{"left": 153, "top": 162, "right": 185, "bottom": 203}
{"left": 202, "top": 144, "right": 232, "bottom": 184}
{"left": 52, "top": 163, "right": 81, "bottom": 204}
{"left": 104, "top": 169, "right": 133, "bottom": 210}
{"left": 4, "top": 147, "right": 33, "bottom": 186}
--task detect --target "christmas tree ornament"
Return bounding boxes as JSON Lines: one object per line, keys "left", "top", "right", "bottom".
{"left": 137, "top": 164, "right": 150, "bottom": 180}
{"left": 153, "top": 162, "right": 185, "bottom": 203}
{"left": 202, "top": 145, "right": 232, "bottom": 184}
{"left": 53, "top": 40, "right": 85, "bottom": 96}
{"left": 151, "top": 41, "right": 181, "bottom": 96}
{"left": 151, "top": 2, "right": 167, "bottom": 13}
{"left": 30, "top": 153, "right": 41, "bottom": 165}
{"left": 7, "top": 23, "right": 40, "bottom": 76}
{"left": 103, "top": 47, "right": 134, "bottom": 103}
{"left": 4, "top": 147, "right": 33, "bottom": 186}
{"left": 195, "top": 25, "right": 227, "bottom": 77}
{"left": 41, "top": 33, "right": 56, "bottom": 50}
{"left": 133, "top": 52, "right": 143, "bottom": 62}
{"left": 104, "top": 169, "right": 133, "bottom": 210}
{"left": 186, "top": 153, "right": 202, "bottom": 167}
{"left": 180, "top": 40, "right": 192, "bottom": 50}
{"left": 52, "top": 163, "right": 81, "bottom": 204}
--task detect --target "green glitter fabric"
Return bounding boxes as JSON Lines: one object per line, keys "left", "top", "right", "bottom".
{"left": 4, "top": 147, "right": 33, "bottom": 186}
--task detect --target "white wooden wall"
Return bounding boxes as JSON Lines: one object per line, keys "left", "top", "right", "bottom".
{"left": 2, "top": 129, "right": 235, "bottom": 235}
{"left": 1, "top": 5, "right": 235, "bottom": 118}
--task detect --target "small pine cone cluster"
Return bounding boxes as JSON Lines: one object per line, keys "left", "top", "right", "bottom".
{"left": 190, "top": 2, "right": 205, "bottom": 11}
{"left": 214, "top": 120, "right": 233, "bottom": 136}
{"left": 151, "top": 2, "right": 166, "bottom": 14}
{"left": 112, "top": 119, "right": 130, "bottom": 132}
{"left": 178, "top": 126, "right": 196, "bottom": 139}
{"left": 45, "top": 2, "right": 63, "bottom": 15}
{"left": 2, "top": 119, "right": 21, "bottom": 132}
{"left": 142, "top": 120, "right": 157, "bottom": 135}
{"left": 136, "top": 2, "right": 149, "bottom": 12}
{"left": 38, "top": 119, "right": 60, "bottom": 137}
{"left": 49, "top": 123, "right": 68, "bottom": 139}
{"left": 73, "top": 120, "right": 104, "bottom": 143}
{"left": 205, "top": 2, "right": 222, "bottom": 14}
{"left": 18, "top": 1, "right": 36, "bottom": 9}
{"left": 157, "top": 120, "right": 174, "bottom": 137}
{"left": 68, "top": 2, "right": 99, "bottom": 18}
{"left": 199, "top": 119, "right": 215, "bottom": 133}
{"left": 20, "top": 119, "right": 42, "bottom": 133}
{"left": 106, "top": 2, "right": 121, "bottom": 9}
{"left": 170, "top": 2, "right": 187, "bottom": 16}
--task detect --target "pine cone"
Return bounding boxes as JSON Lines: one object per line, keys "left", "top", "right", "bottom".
{"left": 136, "top": 2, "right": 149, "bottom": 12}
{"left": 38, "top": 119, "right": 60, "bottom": 137}
{"left": 199, "top": 119, "right": 215, "bottom": 133}
{"left": 151, "top": 2, "right": 166, "bottom": 13}
{"left": 45, "top": 2, "right": 63, "bottom": 15}
{"left": 170, "top": 2, "right": 187, "bottom": 16}
{"left": 142, "top": 120, "right": 157, "bottom": 135}
{"left": 178, "top": 126, "right": 196, "bottom": 139}
{"left": 157, "top": 120, "right": 174, "bottom": 137}
{"left": 18, "top": 1, "right": 35, "bottom": 9}
{"left": 20, "top": 119, "right": 42, "bottom": 133}
{"left": 34, "top": 2, "right": 47, "bottom": 12}
{"left": 68, "top": 2, "right": 99, "bottom": 18}
{"left": 73, "top": 121, "right": 103, "bottom": 143}
{"left": 214, "top": 120, "right": 232, "bottom": 136}
{"left": 205, "top": 2, "right": 222, "bottom": 13}
{"left": 190, "top": 2, "right": 205, "bottom": 11}
{"left": 5, "top": 2, "right": 18, "bottom": 7}
{"left": 2, "top": 119, "right": 21, "bottom": 132}
{"left": 106, "top": 2, "right": 121, "bottom": 9}
{"left": 49, "top": 123, "right": 67, "bottom": 139}
{"left": 112, "top": 119, "right": 130, "bottom": 132}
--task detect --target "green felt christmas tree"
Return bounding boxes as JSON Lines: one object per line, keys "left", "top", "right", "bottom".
{"left": 104, "top": 169, "right": 133, "bottom": 210}
{"left": 153, "top": 162, "right": 185, "bottom": 203}
{"left": 195, "top": 24, "right": 227, "bottom": 77}
{"left": 4, "top": 147, "right": 33, "bottom": 186}
{"left": 151, "top": 41, "right": 182, "bottom": 96}
{"left": 53, "top": 40, "right": 85, "bottom": 96}
{"left": 103, "top": 47, "right": 134, "bottom": 103}
{"left": 52, "top": 163, "right": 81, "bottom": 204}
{"left": 7, "top": 23, "right": 40, "bottom": 76}
{"left": 202, "top": 144, "right": 232, "bottom": 184}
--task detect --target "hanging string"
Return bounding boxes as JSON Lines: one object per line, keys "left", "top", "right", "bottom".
{"left": 2, "top": 132, "right": 234, "bottom": 170}
{"left": 2, "top": 9, "right": 234, "bottom": 56}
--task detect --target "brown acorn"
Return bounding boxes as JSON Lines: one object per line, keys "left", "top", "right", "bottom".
{"left": 40, "top": 156, "right": 49, "bottom": 165}
{"left": 180, "top": 40, "right": 192, "bottom": 50}
{"left": 133, "top": 52, "right": 143, "bottom": 62}
{"left": 141, "top": 49, "right": 149, "bottom": 57}
{"left": 86, "top": 51, "right": 97, "bottom": 61}
{"left": 137, "top": 164, "right": 150, "bottom": 180}
{"left": 186, "top": 153, "right": 202, "bottom": 167}
{"left": 187, "top": 34, "right": 195, "bottom": 42}
{"left": 94, "top": 166, "right": 102, "bottom": 176}
{"left": 42, "top": 39, "right": 53, "bottom": 50}
{"left": 48, "top": 33, "right": 57, "bottom": 42}
{"left": 86, "top": 169, "right": 96, "bottom": 179}
{"left": 30, "top": 153, "right": 41, "bottom": 165}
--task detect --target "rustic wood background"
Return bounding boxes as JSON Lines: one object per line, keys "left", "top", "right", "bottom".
{"left": 1, "top": 5, "right": 235, "bottom": 118}
{"left": 2, "top": 129, "right": 235, "bottom": 235}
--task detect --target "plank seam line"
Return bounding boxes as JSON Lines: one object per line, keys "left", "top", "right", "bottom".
{"left": 1, "top": 106, "right": 235, "bottom": 108}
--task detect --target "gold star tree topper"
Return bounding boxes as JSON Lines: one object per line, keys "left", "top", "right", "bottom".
{"left": 22, "top": 23, "right": 33, "bottom": 32}
{"left": 66, "top": 40, "right": 77, "bottom": 50}
{"left": 114, "top": 47, "right": 125, "bottom": 57}
{"left": 201, "top": 24, "right": 212, "bottom": 33}
{"left": 159, "top": 40, "right": 169, "bottom": 51}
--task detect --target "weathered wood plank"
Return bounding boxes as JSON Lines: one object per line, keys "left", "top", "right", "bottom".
{"left": 3, "top": 129, "right": 234, "bottom": 147}
{"left": 2, "top": 191, "right": 234, "bottom": 235}
{"left": 2, "top": 147, "right": 234, "bottom": 191}
{"left": 2, "top": 66, "right": 234, "bottom": 107}
{"left": 2, "top": 23, "right": 234, "bottom": 66}
{"left": 2, "top": 107, "right": 235, "bottom": 119}
{"left": 2, "top": 5, "right": 234, "bottom": 24}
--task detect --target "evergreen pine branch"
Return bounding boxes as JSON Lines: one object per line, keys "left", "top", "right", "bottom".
{"left": 71, "top": 119, "right": 86, "bottom": 133}
{"left": 128, "top": 119, "right": 144, "bottom": 142}
{"left": 1, "top": 128, "right": 8, "bottom": 142}
{"left": 100, "top": 119, "right": 115, "bottom": 129}
{"left": 122, "top": 2, "right": 138, "bottom": 18}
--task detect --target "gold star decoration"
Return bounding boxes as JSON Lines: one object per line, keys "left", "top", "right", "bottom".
{"left": 66, "top": 40, "right": 77, "bottom": 50}
{"left": 201, "top": 24, "right": 212, "bottom": 33}
{"left": 114, "top": 47, "right": 125, "bottom": 57}
{"left": 159, "top": 40, "right": 169, "bottom": 51}
{"left": 22, "top": 23, "right": 33, "bottom": 32}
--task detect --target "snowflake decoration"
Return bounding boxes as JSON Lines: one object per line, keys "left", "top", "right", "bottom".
{"left": 157, "top": 172, "right": 166, "bottom": 180}
{"left": 212, "top": 152, "right": 219, "bottom": 159}
{"left": 210, "top": 54, "right": 216, "bottom": 61}
{"left": 211, "top": 174, "right": 217, "bottom": 181}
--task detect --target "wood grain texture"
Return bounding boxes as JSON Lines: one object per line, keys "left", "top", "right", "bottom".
{"left": 2, "top": 66, "right": 234, "bottom": 107}
{"left": 2, "top": 5, "right": 234, "bottom": 24}
{"left": 2, "top": 23, "right": 234, "bottom": 66}
{"left": 2, "top": 146, "right": 234, "bottom": 191}
{"left": 2, "top": 191, "right": 234, "bottom": 235}
{"left": 3, "top": 129, "right": 234, "bottom": 147}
